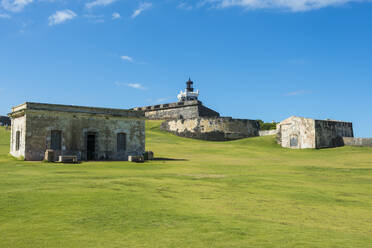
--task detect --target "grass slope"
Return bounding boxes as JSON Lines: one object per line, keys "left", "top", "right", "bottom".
{"left": 1, "top": 122, "right": 372, "bottom": 248}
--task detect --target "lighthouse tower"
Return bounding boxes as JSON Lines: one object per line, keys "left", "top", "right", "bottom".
{"left": 177, "top": 78, "right": 199, "bottom": 102}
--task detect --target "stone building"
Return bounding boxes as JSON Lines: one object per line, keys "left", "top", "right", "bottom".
{"left": 132, "top": 79, "right": 220, "bottom": 120}
{"left": 277, "top": 116, "right": 354, "bottom": 149}
{"left": 9, "top": 102, "right": 145, "bottom": 161}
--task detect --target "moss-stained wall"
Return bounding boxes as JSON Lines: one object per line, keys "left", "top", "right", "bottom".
{"left": 146, "top": 105, "right": 200, "bottom": 120}
{"left": 161, "top": 117, "right": 259, "bottom": 141}
{"left": 133, "top": 100, "right": 220, "bottom": 120}
{"left": 315, "top": 120, "right": 353, "bottom": 148}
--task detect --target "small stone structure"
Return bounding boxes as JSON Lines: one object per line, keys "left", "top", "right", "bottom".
{"left": 161, "top": 117, "right": 260, "bottom": 141}
{"left": 277, "top": 116, "right": 353, "bottom": 149}
{"left": 0, "top": 116, "right": 10, "bottom": 126}
{"left": 8, "top": 102, "right": 145, "bottom": 161}
{"left": 343, "top": 137, "right": 372, "bottom": 147}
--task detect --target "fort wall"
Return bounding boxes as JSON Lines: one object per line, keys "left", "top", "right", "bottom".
{"left": 343, "top": 137, "right": 372, "bottom": 147}
{"left": 315, "top": 120, "right": 354, "bottom": 148}
{"left": 133, "top": 100, "right": 220, "bottom": 120}
{"left": 161, "top": 117, "right": 259, "bottom": 141}
{"left": 259, "top": 130, "right": 277, "bottom": 136}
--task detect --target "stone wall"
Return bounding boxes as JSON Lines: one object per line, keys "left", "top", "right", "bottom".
{"left": 161, "top": 117, "right": 259, "bottom": 141}
{"left": 9, "top": 102, "right": 145, "bottom": 161}
{"left": 133, "top": 100, "right": 220, "bottom": 120}
{"left": 259, "top": 130, "right": 277, "bottom": 136}
{"left": 343, "top": 137, "right": 372, "bottom": 147}
{"left": 315, "top": 120, "right": 353, "bottom": 148}
{"left": 145, "top": 105, "right": 200, "bottom": 120}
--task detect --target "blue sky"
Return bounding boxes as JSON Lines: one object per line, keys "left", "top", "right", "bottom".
{"left": 0, "top": 0, "right": 371, "bottom": 136}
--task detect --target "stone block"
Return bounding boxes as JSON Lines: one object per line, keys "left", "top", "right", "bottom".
{"left": 58, "top": 155, "right": 78, "bottom": 163}
{"left": 44, "top": 149, "right": 55, "bottom": 162}
{"left": 128, "top": 155, "right": 144, "bottom": 163}
{"left": 143, "top": 151, "right": 154, "bottom": 160}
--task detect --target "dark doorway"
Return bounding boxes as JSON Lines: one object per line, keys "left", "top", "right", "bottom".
{"left": 87, "top": 134, "right": 96, "bottom": 160}
{"left": 290, "top": 134, "right": 298, "bottom": 148}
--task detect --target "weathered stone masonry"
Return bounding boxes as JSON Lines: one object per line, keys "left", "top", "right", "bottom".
{"left": 133, "top": 100, "right": 220, "bottom": 120}
{"left": 9, "top": 102, "right": 145, "bottom": 161}
{"left": 161, "top": 117, "right": 260, "bottom": 141}
{"left": 343, "top": 137, "right": 372, "bottom": 147}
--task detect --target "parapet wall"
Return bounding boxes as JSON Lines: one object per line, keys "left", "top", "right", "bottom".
{"left": 343, "top": 137, "right": 372, "bottom": 147}
{"left": 132, "top": 100, "right": 220, "bottom": 120}
{"left": 259, "top": 130, "right": 277, "bottom": 136}
{"left": 161, "top": 117, "right": 260, "bottom": 141}
{"left": 11, "top": 102, "right": 143, "bottom": 118}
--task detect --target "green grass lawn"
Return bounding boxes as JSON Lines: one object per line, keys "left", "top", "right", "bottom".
{"left": 1, "top": 121, "right": 372, "bottom": 248}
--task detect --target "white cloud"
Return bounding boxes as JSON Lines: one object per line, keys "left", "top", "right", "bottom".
{"left": 1, "top": 0, "right": 33, "bottom": 12}
{"left": 285, "top": 90, "right": 306, "bottom": 96}
{"left": 112, "top": 12, "right": 120, "bottom": 19}
{"left": 0, "top": 13, "right": 10, "bottom": 18}
{"left": 121, "top": 55, "right": 133, "bottom": 62}
{"left": 48, "top": 9, "right": 76, "bottom": 26}
{"left": 115, "top": 82, "right": 148, "bottom": 90}
{"left": 132, "top": 2, "right": 152, "bottom": 18}
{"left": 86, "top": 0, "right": 117, "bottom": 9}
{"left": 178, "top": 2, "right": 193, "bottom": 10}
{"left": 203, "top": 0, "right": 370, "bottom": 12}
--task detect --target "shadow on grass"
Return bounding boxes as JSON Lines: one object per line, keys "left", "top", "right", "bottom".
{"left": 153, "top": 157, "right": 188, "bottom": 161}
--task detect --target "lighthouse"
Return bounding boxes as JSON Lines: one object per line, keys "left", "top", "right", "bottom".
{"left": 177, "top": 78, "right": 199, "bottom": 102}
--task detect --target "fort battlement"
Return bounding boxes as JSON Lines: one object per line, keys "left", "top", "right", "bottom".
{"left": 132, "top": 100, "right": 220, "bottom": 120}
{"left": 133, "top": 100, "right": 200, "bottom": 112}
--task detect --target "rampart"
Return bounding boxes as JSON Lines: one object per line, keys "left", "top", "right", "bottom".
{"left": 161, "top": 117, "right": 260, "bottom": 141}
{"left": 259, "top": 130, "right": 277, "bottom": 136}
{"left": 132, "top": 100, "right": 220, "bottom": 120}
{"left": 343, "top": 137, "right": 372, "bottom": 147}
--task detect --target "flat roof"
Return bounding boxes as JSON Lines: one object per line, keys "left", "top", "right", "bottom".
{"left": 282, "top": 116, "right": 352, "bottom": 124}
{"left": 10, "top": 102, "right": 144, "bottom": 118}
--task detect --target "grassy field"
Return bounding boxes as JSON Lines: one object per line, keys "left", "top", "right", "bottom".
{"left": 1, "top": 121, "right": 372, "bottom": 248}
